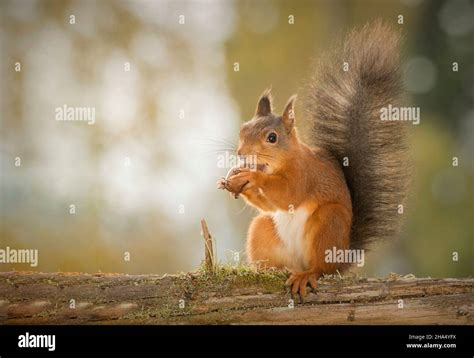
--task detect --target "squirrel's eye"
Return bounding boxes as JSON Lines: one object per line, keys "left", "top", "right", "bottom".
{"left": 266, "top": 132, "right": 278, "bottom": 144}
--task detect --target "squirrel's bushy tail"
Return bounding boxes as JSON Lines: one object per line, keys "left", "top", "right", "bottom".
{"left": 306, "top": 21, "right": 409, "bottom": 250}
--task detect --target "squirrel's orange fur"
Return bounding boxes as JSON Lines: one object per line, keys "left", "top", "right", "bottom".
{"left": 218, "top": 21, "right": 408, "bottom": 299}
{"left": 221, "top": 97, "right": 352, "bottom": 298}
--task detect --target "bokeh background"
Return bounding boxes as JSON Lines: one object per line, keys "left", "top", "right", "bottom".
{"left": 1, "top": 0, "right": 472, "bottom": 277}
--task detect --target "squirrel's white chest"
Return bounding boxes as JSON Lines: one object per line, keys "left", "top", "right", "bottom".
{"left": 271, "top": 208, "right": 309, "bottom": 270}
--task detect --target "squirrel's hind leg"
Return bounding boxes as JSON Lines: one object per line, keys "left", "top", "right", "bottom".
{"left": 286, "top": 203, "right": 352, "bottom": 300}
{"left": 246, "top": 214, "right": 285, "bottom": 270}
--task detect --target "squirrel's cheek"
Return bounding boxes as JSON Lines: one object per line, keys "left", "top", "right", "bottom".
{"left": 263, "top": 165, "right": 272, "bottom": 174}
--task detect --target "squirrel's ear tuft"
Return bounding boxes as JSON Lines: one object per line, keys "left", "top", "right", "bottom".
{"left": 282, "top": 94, "right": 297, "bottom": 133}
{"left": 255, "top": 88, "right": 273, "bottom": 117}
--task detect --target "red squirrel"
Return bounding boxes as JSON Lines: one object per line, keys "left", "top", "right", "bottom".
{"left": 218, "top": 21, "right": 409, "bottom": 300}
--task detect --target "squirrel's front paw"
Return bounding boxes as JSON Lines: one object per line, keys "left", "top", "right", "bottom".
{"left": 285, "top": 271, "right": 320, "bottom": 303}
{"left": 225, "top": 170, "right": 255, "bottom": 195}
{"left": 216, "top": 177, "right": 226, "bottom": 190}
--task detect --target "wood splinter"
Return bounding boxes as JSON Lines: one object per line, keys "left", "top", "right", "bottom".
{"left": 200, "top": 218, "right": 215, "bottom": 274}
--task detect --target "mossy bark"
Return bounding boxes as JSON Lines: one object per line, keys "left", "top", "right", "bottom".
{"left": 0, "top": 270, "right": 472, "bottom": 324}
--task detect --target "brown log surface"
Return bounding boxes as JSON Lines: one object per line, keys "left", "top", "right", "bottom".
{"left": 0, "top": 270, "right": 472, "bottom": 325}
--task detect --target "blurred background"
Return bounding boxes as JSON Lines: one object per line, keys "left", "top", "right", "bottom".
{"left": 0, "top": 0, "right": 472, "bottom": 277}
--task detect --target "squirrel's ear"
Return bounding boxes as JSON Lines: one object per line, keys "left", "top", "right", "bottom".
{"left": 282, "top": 94, "right": 297, "bottom": 133}
{"left": 255, "top": 89, "right": 273, "bottom": 117}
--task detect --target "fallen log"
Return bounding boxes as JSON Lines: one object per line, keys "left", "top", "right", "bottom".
{"left": 0, "top": 269, "right": 472, "bottom": 325}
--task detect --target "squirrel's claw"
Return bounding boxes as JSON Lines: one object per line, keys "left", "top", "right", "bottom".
{"left": 285, "top": 271, "right": 320, "bottom": 303}
{"left": 217, "top": 177, "right": 227, "bottom": 190}
{"left": 218, "top": 165, "right": 253, "bottom": 198}
{"left": 217, "top": 177, "right": 240, "bottom": 198}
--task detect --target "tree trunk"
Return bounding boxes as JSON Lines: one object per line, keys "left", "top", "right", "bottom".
{"left": 0, "top": 271, "right": 472, "bottom": 324}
